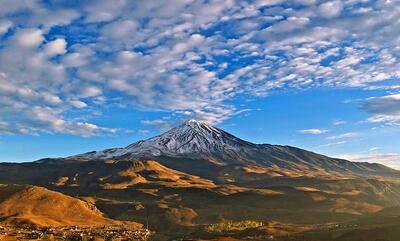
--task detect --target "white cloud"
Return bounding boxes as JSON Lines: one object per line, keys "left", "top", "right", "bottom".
{"left": 69, "top": 100, "right": 87, "bottom": 109}
{"left": 0, "top": 104, "right": 115, "bottom": 136}
{"left": 0, "top": 37, "right": 109, "bottom": 136}
{"left": 0, "top": 0, "right": 400, "bottom": 135}
{"left": 319, "top": 140, "right": 347, "bottom": 147}
{"left": 333, "top": 120, "right": 347, "bottom": 125}
{"left": 101, "top": 19, "right": 139, "bottom": 40}
{"left": 79, "top": 86, "right": 103, "bottom": 98}
{"left": 265, "top": 17, "right": 310, "bottom": 33}
{"left": 142, "top": 118, "right": 174, "bottom": 132}
{"left": 14, "top": 28, "right": 44, "bottom": 48}
{"left": 295, "top": 0, "right": 317, "bottom": 5}
{"left": 326, "top": 132, "right": 359, "bottom": 140}
{"left": 30, "top": 106, "right": 116, "bottom": 136}
{"left": 33, "top": 9, "right": 80, "bottom": 30}
{"left": 318, "top": 0, "right": 344, "bottom": 18}
{"left": 362, "top": 93, "right": 400, "bottom": 125}
{"left": 44, "top": 39, "right": 67, "bottom": 57}
{"left": 83, "top": 0, "right": 128, "bottom": 22}
{"left": 367, "top": 115, "right": 400, "bottom": 124}
{"left": 337, "top": 152, "right": 400, "bottom": 170}
{"left": 63, "top": 53, "right": 88, "bottom": 67}
{"left": 0, "top": 20, "right": 13, "bottom": 35}
{"left": 299, "top": 129, "right": 329, "bottom": 134}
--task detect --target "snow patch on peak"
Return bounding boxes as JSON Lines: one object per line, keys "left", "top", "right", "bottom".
{"left": 185, "top": 119, "right": 211, "bottom": 126}
{"left": 182, "top": 119, "right": 222, "bottom": 135}
{"left": 185, "top": 119, "right": 202, "bottom": 125}
{"left": 70, "top": 120, "right": 252, "bottom": 161}
{"left": 124, "top": 119, "right": 245, "bottom": 156}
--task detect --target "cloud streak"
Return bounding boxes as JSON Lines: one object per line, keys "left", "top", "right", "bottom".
{"left": 299, "top": 129, "right": 329, "bottom": 135}
{"left": 362, "top": 94, "right": 400, "bottom": 125}
{"left": 338, "top": 152, "right": 400, "bottom": 170}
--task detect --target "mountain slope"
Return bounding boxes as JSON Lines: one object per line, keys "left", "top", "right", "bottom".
{"left": 0, "top": 185, "right": 142, "bottom": 228}
{"left": 69, "top": 119, "right": 255, "bottom": 161}
{"left": 65, "top": 120, "right": 398, "bottom": 178}
{"left": 0, "top": 160, "right": 216, "bottom": 190}
{"left": 1, "top": 120, "right": 400, "bottom": 239}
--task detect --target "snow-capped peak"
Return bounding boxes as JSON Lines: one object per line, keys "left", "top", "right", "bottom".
{"left": 70, "top": 119, "right": 252, "bottom": 161}
{"left": 125, "top": 119, "right": 249, "bottom": 156}
{"left": 64, "top": 120, "right": 397, "bottom": 178}
{"left": 176, "top": 119, "right": 221, "bottom": 135}
{"left": 183, "top": 119, "right": 220, "bottom": 133}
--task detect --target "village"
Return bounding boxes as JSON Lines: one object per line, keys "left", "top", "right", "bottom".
{"left": 0, "top": 225, "right": 152, "bottom": 241}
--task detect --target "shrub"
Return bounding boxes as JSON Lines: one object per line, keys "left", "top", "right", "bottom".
{"left": 205, "top": 220, "right": 263, "bottom": 233}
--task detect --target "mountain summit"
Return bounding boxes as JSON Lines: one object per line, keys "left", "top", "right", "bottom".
{"left": 68, "top": 120, "right": 396, "bottom": 177}
{"left": 71, "top": 119, "right": 254, "bottom": 161}
{"left": 126, "top": 119, "right": 254, "bottom": 155}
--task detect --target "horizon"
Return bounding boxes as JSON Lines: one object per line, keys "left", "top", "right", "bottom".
{"left": 2, "top": 117, "right": 399, "bottom": 170}
{"left": 0, "top": 0, "right": 399, "bottom": 169}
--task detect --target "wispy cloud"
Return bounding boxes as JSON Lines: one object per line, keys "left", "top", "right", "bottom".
{"left": 141, "top": 118, "right": 175, "bottom": 132}
{"left": 326, "top": 132, "right": 360, "bottom": 140}
{"left": 299, "top": 129, "right": 329, "bottom": 135}
{"left": 337, "top": 152, "right": 400, "bottom": 170}
{"left": 333, "top": 120, "right": 347, "bottom": 126}
{"left": 319, "top": 140, "right": 347, "bottom": 147}
{"left": 362, "top": 93, "right": 400, "bottom": 125}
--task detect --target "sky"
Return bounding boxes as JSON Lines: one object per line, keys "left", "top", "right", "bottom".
{"left": 0, "top": 0, "right": 399, "bottom": 168}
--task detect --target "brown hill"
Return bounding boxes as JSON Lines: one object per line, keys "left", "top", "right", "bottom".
{"left": 1, "top": 160, "right": 400, "bottom": 234}
{"left": 0, "top": 160, "right": 215, "bottom": 190}
{"left": 99, "top": 160, "right": 216, "bottom": 189}
{"left": 0, "top": 122, "right": 400, "bottom": 239}
{"left": 0, "top": 185, "right": 141, "bottom": 229}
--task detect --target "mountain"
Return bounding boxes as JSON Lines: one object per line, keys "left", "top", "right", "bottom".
{"left": 68, "top": 119, "right": 256, "bottom": 160}
{"left": 2, "top": 120, "right": 400, "bottom": 240}
{"left": 65, "top": 119, "right": 397, "bottom": 178}
{"left": 0, "top": 184, "right": 141, "bottom": 228}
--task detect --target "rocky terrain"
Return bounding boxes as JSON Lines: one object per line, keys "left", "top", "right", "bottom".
{"left": 1, "top": 120, "right": 400, "bottom": 240}
{"left": 0, "top": 184, "right": 141, "bottom": 229}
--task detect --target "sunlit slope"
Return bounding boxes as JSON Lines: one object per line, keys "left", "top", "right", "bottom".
{"left": 0, "top": 160, "right": 215, "bottom": 189}
{"left": 0, "top": 185, "right": 141, "bottom": 228}
{"left": 1, "top": 120, "right": 400, "bottom": 239}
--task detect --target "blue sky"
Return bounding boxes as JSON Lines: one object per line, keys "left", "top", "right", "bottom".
{"left": 0, "top": 0, "right": 399, "bottom": 168}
